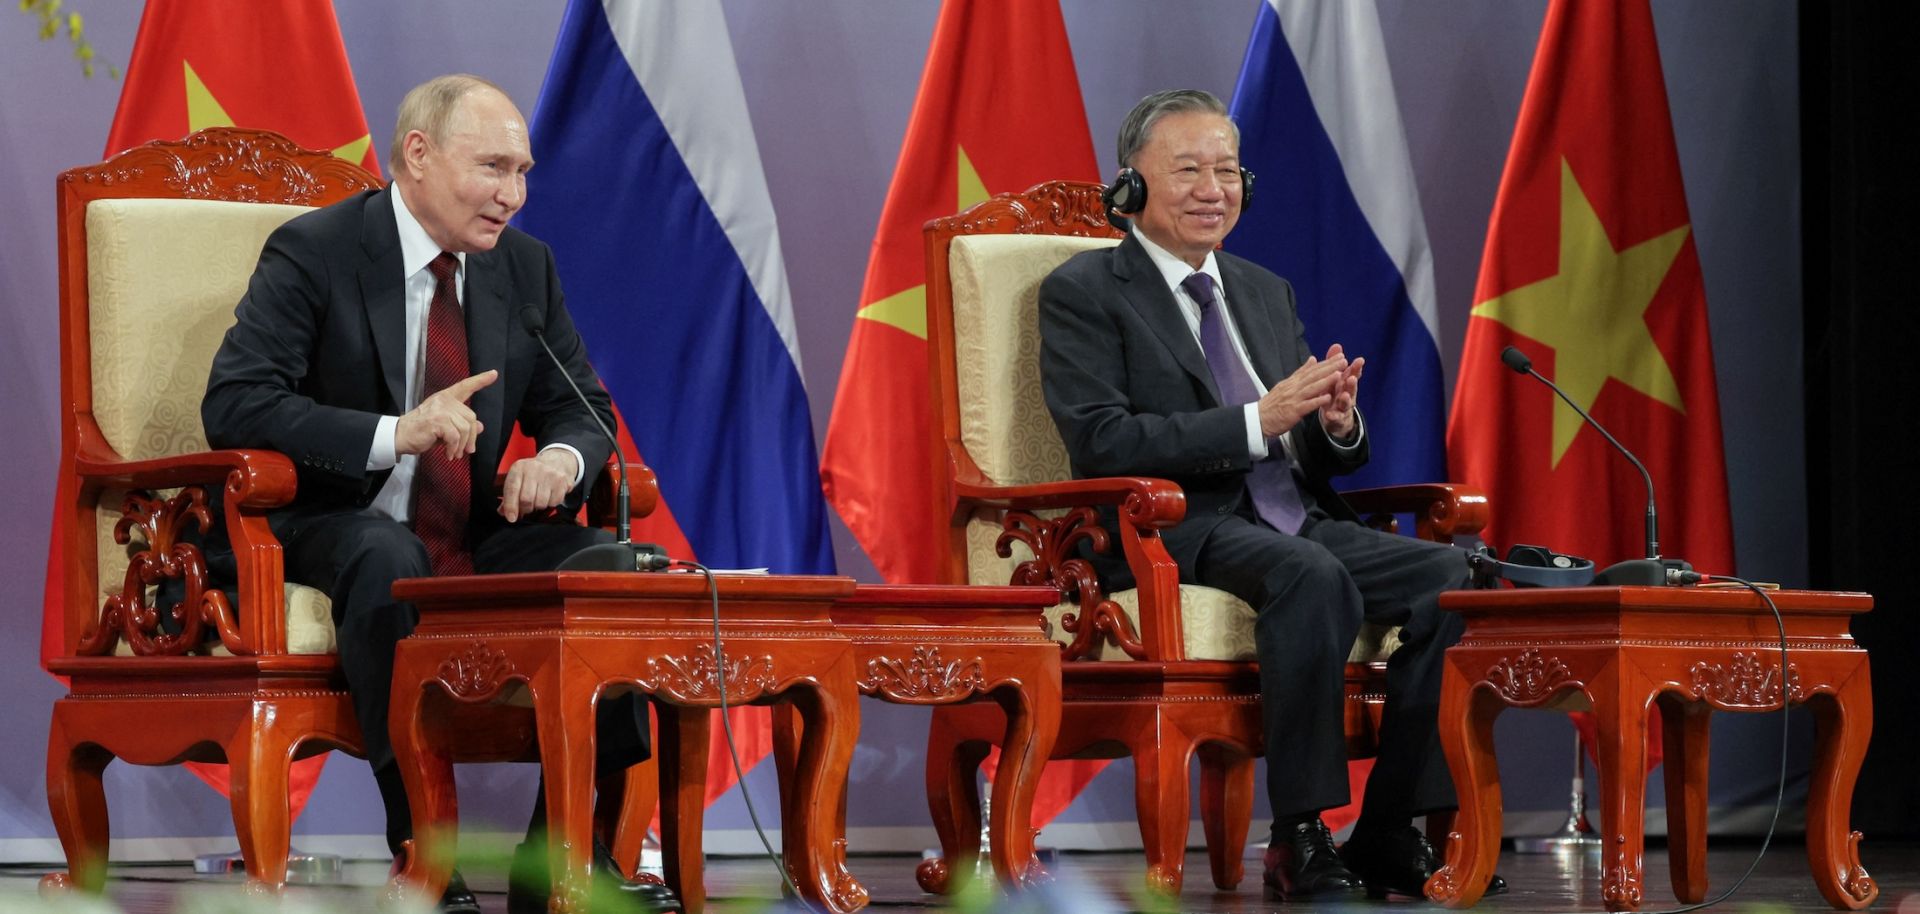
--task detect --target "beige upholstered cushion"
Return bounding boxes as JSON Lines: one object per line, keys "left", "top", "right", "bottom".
{"left": 950, "top": 233, "right": 1399, "bottom": 665}
{"left": 86, "top": 198, "right": 334, "bottom": 654}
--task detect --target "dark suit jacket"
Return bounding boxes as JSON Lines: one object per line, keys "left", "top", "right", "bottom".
{"left": 1038, "top": 232, "right": 1367, "bottom": 573}
{"left": 203, "top": 187, "right": 613, "bottom": 544}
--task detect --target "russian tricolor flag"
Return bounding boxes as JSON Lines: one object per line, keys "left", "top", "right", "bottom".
{"left": 1224, "top": 0, "right": 1447, "bottom": 487}
{"left": 516, "top": 0, "right": 834, "bottom": 578}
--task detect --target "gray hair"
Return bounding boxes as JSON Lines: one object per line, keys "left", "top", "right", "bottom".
{"left": 1115, "top": 89, "right": 1238, "bottom": 170}
{"left": 388, "top": 74, "right": 512, "bottom": 172}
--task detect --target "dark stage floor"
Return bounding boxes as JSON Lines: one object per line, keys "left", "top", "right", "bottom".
{"left": 1, "top": 840, "right": 1915, "bottom": 913}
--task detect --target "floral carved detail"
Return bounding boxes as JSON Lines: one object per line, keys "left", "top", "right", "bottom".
{"left": 62, "top": 127, "right": 379, "bottom": 205}
{"left": 999, "top": 506, "right": 1143, "bottom": 661}
{"left": 1687, "top": 652, "right": 1805, "bottom": 709}
{"left": 1603, "top": 846, "right": 1644, "bottom": 908}
{"left": 930, "top": 181, "right": 1119, "bottom": 240}
{"left": 79, "top": 487, "right": 247, "bottom": 657}
{"left": 1841, "top": 831, "right": 1877, "bottom": 903}
{"left": 858, "top": 646, "right": 987, "bottom": 701}
{"left": 1483, "top": 649, "right": 1574, "bottom": 704}
{"left": 436, "top": 643, "right": 519, "bottom": 701}
{"left": 635, "top": 643, "right": 775, "bottom": 703}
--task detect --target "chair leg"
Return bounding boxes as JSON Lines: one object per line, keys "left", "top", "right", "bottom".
{"left": 1133, "top": 723, "right": 1195, "bottom": 896}
{"left": 43, "top": 709, "right": 112, "bottom": 895}
{"left": 227, "top": 716, "right": 296, "bottom": 894}
{"left": 1197, "top": 742, "right": 1253, "bottom": 891}
{"left": 917, "top": 706, "right": 992, "bottom": 895}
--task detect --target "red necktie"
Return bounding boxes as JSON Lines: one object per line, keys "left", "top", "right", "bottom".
{"left": 414, "top": 252, "right": 474, "bottom": 576}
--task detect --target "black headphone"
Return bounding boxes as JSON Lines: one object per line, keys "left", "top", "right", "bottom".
{"left": 1101, "top": 165, "right": 1256, "bottom": 230}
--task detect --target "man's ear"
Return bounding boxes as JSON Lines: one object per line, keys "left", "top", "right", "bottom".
{"left": 399, "top": 129, "right": 430, "bottom": 180}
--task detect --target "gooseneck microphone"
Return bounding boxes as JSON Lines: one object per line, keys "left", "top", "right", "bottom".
{"left": 1500, "top": 345, "right": 1689, "bottom": 586}
{"left": 519, "top": 304, "right": 668, "bottom": 572}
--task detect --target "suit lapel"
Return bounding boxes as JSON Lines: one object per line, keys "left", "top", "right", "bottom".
{"left": 463, "top": 248, "right": 510, "bottom": 468}
{"left": 358, "top": 189, "right": 409, "bottom": 412}
{"left": 1219, "top": 255, "right": 1293, "bottom": 388}
{"left": 1112, "top": 234, "right": 1224, "bottom": 405}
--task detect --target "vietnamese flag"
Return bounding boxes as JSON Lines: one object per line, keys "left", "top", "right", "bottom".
{"left": 1447, "top": 0, "right": 1734, "bottom": 577}
{"left": 1447, "top": 0, "right": 1739, "bottom": 769}
{"left": 44, "top": 0, "right": 381, "bottom": 818}
{"left": 817, "top": 0, "right": 1108, "bottom": 828}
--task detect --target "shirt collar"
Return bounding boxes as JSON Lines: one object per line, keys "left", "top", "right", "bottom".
{"left": 390, "top": 184, "right": 465, "bottom": 280}
{"left": 1133, "top": 228, "right": 1222, "bottom": 300}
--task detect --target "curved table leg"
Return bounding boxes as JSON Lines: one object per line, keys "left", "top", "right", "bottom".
{"left": 385, "top": 659, "right": 459, "bottom": 910}
{"left": 1427, "top": 657, "right": 1504, "bottom": 909}
{"left": 918, "top": 705, "right": 991, "bottom": 895}
{"left": 1197, "top": 742, "right": 1253, "bottom": 891}
{"left": 659, "top": 702, "right": 711, "bottom": 914}
{"left": 532, "top": 654, "right": 597, "bottom": 914}
{"left": 786, "top": 654, "right": 867, "bottom": 914}
{"left": 987, "top": 666, "right": 1061, "bottom": 890}
{"left": 1659, "top": 697, "right": 1711, "bottom": 904}
{"left": 1806, "top": 666, "right": 1877, "bottom": 909}
{"left": 1592, "top": 669, "right": 1654, "bottom": 912}
{"left": 1132, "top": 717, "right": 1194, "bottom": 896}
{"left": 42, "top": 707, "right": 112, "bottom": 895}
{"left": 601, "top": 700, "right": 658, "bottom": 880}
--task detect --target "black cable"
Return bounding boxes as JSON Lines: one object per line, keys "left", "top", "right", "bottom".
{"left": 677, "top": 559, "right": 818, "bottom": 913}
{"left": 1590, "top": 573, "right": 1792, "bottom": 914}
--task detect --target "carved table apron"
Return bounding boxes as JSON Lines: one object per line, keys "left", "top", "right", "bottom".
{"left": 1423, "top": 586, "right": 1875, "bottom": 911}
{"left": 384, "top": 571, "right": 866, "bottom": 914}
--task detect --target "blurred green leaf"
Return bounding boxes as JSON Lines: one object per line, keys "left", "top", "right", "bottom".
{"left": 16, "top": 0, "right": 117, "bottom": 79}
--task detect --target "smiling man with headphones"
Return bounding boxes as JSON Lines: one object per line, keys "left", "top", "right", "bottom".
{"left": 1037, "top": 89, "right": 1494, "bottom": 903}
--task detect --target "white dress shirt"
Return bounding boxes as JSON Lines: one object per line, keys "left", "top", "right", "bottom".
{"left": 363, "top": 185, "right": 581, "bottom": 523}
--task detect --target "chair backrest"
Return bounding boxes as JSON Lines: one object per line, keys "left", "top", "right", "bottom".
{"left": 923, "top": 182, "right": 1123, "bottom": 586}
{"left": 56, "top": 129, "right": 381, "bottom": 656}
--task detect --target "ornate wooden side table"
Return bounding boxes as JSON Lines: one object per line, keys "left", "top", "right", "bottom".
{"left": 1424, "top": 586, "right": 1875, "bottom": 911}
{"left": 383, "top": 571, "right": 868, "bottom": 914}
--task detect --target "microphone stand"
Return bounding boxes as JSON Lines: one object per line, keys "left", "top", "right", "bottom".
{"left": 520, "top": 305, "right": 667, "bottom": 572}
{"left": 1500, "top": 346, "right": 1691, "bottom": 586}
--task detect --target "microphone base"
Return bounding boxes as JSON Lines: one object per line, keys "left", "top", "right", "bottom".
{"left": 1593, "top": 557, "right": 1694, "bottom": 587}
{"left": 557, "top": 541, "right": 669, "bottom": 573}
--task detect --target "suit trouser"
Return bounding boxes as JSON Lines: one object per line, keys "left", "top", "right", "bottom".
{"left": 1193, "top": 506, "right": 1469, "bottom": 837}
{"left": 275, "top": 510, "right": 649, "bottom": 855}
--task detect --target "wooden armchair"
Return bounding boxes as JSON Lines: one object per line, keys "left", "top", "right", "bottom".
{"left": 42, "top": 128, "right": 658, "bottom": 895}
{"left": 918, "top": 181, "right": 1488, "bottom": 894}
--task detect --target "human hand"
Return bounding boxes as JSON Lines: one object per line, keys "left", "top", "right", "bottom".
{"left": 395, "top": 370, "right": 497, "bottom": 461}
{"left": 1257, "top": 352, "right": 1347, "bottom": 437}
{"left": 1317, "top": 343, "right": 1365, "bottom": 440}
{"left": 498, "top": 447, "right": 579, "bottom": 522}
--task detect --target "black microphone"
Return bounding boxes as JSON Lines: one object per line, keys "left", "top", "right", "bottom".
{"left": 519, "top": 304, "right": 668, "bottom": 572}
{"left": 1499, "top": 344, "right": 1689, "bottom": 586}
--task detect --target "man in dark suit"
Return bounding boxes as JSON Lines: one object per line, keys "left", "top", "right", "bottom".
{"left": 1039, "top": 89, "right": 1489, "bottom": 902}
{"left": 203, "top": 75, "right": 671, "bottom": 914}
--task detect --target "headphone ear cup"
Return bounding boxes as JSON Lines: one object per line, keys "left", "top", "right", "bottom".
{"left": 1240, "top": 168, "right": 1254, "bottom": 212}
{"left": 1104, "top": 167, "right": 1147, "bottom": 215}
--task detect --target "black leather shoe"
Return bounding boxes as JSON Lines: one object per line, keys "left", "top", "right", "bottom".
{"left": 507, "top": 836, "right": 681, "bottom": 914}
{"left": 439, "top": 868, "right": 482, "bottom": 914}
{"left": 1486, "top": 872, "right": 1510, "bottom": 896}
{"left": 1340, "top": 825, "right": 1440, "bottom": 900}
{"left": 1263, "top": 817, "right": 1367, "bottom": 901}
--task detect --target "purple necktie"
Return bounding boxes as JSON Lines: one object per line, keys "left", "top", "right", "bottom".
{"left": 1182, "top": 271, "right": 1308, "bottom": 534}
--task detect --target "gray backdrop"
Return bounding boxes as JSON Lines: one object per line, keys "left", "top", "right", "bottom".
{"left": 0, "top": 0, "right": 1804, "bottom": 858}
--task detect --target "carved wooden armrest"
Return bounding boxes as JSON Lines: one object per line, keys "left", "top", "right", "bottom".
{"left": 956, "top": 474, "right": 1189, "bottom": 663}
{"left": 72, "top": 448, "right": 298, "bottom": 659}
{"left": 1342, "top": 482, "right": 1490, "bottom": 542}
{"left": 76, "top": 448, "right": 297, "bottom": 508}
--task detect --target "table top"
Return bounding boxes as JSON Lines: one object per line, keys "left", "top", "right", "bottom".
{"left": 1440, "top": 585, "right": 1872, "bottom": 616}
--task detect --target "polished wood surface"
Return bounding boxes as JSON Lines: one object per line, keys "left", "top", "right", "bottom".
{"left": 385, "top": 572, "right": 868, "bottom": 914}
{"left": 919, "top": 180, "right": 1494, "bottom": 895}
{"left": 1425, "top": 586, "right": 1876, "bottom": 911}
